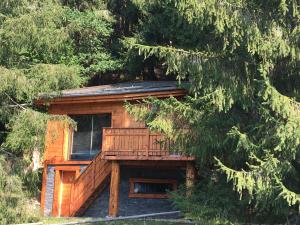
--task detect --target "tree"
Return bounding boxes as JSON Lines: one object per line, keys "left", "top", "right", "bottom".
{"left": 0, "top": 0, "right": 125, "bottom": 161}
{"left": 0, "top": 0, "right": 299, "bottom": 223}
{"left": 126, "top": 0, "right": 300, "bottom": 222}
{"left": 0, "top": 155, "right": 39, "bottom": 225}
{"left": 0, "top": 1, "right": 123, "bottom": 222}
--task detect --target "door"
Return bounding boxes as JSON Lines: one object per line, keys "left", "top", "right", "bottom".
{"left": 60, "top": 171, "right": 76, "bottom": 217}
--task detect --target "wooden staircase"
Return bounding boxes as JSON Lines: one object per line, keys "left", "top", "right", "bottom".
{"left": 70, "top": 152, "right": 112, "bottom": 216}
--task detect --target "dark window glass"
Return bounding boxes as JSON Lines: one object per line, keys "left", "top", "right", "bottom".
{"left": 133, "top": 182, "right": 173, "bottom": 194}
{"left": 91, "top": 114, "right": 111, "bottom": 153}
{"left": 70, "top": 114, "right": 111, "bottom": 160}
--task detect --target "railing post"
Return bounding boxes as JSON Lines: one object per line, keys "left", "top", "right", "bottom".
{"left": 102, "top": 128, "right": 106, "bottom": 153}
{"left": 146, "top": 129, "right": 150, "bottom": 157}
{"left": 166, "top": 137, "right": 170, "bottom": 156}
{"left": 93, "top": 161, "right": 96, "bottom": 191}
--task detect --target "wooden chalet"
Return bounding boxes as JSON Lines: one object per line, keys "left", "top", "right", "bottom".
{"left": 37, "top": 81, "right": 196, "bottom": 218}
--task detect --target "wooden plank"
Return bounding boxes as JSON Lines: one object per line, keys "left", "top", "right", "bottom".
{"left": 120, "top": 160, "right": 187, "bottom": 167}
{"left": 40, "top": 162, "right": 48, "bottom": 215}
{"left": 48, "top": 101, "right": 123, "bottom": 115}
{"left": 92, "top": 161, "right": 96, "bottom": 190}
{"left": 70, "top": 152, "right": 112, "bottom": 216}
{"left": 109, "top": 161, "right": 120, "bottom": 217}
{"left": 60, "top": 171, "right": 76, "bottom": 217}
{"left": 63, "top": 125, "right": 71, "bottom": 160}
{"left": 55, "top": 166, "right": 81, "bottom": 171}
{"left": 103, "top": 155, "right": 195, "bottom": 161}
{"left": 101, "top": 128, "right": 196, "bottom": 161}
{"left": 123, "top": 110, "right": 145, "bottom": 128}
{"left": 44, "top": 120, "right": 67, "bottom": 162}
{"left": 46, "top": 160, "right": 91, "bottom": 165}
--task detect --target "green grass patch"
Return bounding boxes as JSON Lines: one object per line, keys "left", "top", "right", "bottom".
{"left": 42, "top": 217, "right": 86, "bottom": 224}
{"left": 41, "top": 217, "right": 193, "bottom": 225}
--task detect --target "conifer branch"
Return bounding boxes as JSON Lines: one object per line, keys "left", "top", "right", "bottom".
{"left": 4, "top": 93, "right": 27, "bottom": 110}
{"left": 132, "top": 44, "right": 222, "bottom": 59}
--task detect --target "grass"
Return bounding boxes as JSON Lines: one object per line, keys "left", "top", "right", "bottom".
{"left": 41, "top": 217, "right": 194, "bottom": 225}
{"left": 42, "top": 217, "right": 85, "bottom": 224}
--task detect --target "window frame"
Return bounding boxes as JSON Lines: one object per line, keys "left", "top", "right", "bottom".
{"left": 68, "top": 113, "right": 112, "bottom": 160}
{"left": 129, "top": 178, "right": 178, "bottom": 199}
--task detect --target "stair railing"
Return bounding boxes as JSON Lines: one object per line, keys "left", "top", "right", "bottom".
{"left": 70, "top": 151, "right": 111, "bottom": 216}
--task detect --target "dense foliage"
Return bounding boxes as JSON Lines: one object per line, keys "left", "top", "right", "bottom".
{"left": 0, "top": 0, "right": 123, "bottom": 223}
{"left": 0, "top": 0, "right": 299, "bottom": 224}
{"left": 0, "top": 155, "right": 39, "bottom": 224}
{"left": 125, "top": 0, "right": 300, "bottom": 223}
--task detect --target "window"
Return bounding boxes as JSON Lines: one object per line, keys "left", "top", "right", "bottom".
{"left": 129, "top": 178, "right": 178, "bottom": 198}
{"left": 70, "top": 114, "right": 111, "bottom": 160}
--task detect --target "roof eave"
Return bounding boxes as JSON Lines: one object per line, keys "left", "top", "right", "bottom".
{"left": 35, "top": 89, "right": 186, "bottom": 106}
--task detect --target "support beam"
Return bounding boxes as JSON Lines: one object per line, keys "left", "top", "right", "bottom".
{"left": 109, "top": 161, "right": 120, "bottom": 217}
{"left": 40, "top": 162, "right": 48, "bottom": 215}
{"left": 186, "top": 162, "right": 196, "bottom": 196}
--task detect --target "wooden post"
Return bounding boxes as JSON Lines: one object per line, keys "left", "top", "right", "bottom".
{"left": 102, "top": 128, "right": 107, "bottom": 153}
{"left": 93, "top": 162, "right": 96, "bottom": 190}
{"left": 40, "top": 162, "right": 48, "bottom": 215}
{"left": 109, "top": 161, "right": 120, "bottom": 217}
{"left": 186, "top": 162, "right": 196, "bottom": 196}
{"left": 146, "top": 129, "right": 150, "bottom": 157}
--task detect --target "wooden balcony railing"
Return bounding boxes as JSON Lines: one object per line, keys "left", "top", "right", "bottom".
{"left": 102, "top": 128, "right": 190, "bottom": 160}
{"left": 70, "top": 152, "right": 111, "bottom": 216}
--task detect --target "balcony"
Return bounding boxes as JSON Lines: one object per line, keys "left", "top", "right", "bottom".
{"left": 101, "top": 128, "right": 194, "bottom": 161}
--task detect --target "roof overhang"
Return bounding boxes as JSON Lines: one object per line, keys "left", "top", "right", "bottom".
{"left": 35, "top": 82, "right": 187, "bottom": 105}
{"left": 35, "top": 89, "right": 186, "bottom": 105}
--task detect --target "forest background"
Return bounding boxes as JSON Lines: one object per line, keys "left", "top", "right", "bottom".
{"left": 0, "top": 0, "right": 299, "bottom": 224}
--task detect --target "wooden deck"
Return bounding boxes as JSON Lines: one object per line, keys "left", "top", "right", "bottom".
{"left": 102, "top": 128, "right": 194, "bottom": 161}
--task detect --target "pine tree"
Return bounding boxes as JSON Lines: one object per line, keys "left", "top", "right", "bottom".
{"left": 0, "top": 1, "right": 123, "bottom": 222}
{"left": 0, "top": 0, "right": 123, "bottom": 160}
{"left": 0, "top": 155, "right": 39, "bottom": 225}
{"left": 126, "top": 0, "right": 300, "bottom": 221}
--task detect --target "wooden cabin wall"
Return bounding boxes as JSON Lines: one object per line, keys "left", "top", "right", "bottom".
{"left": 44, "top": 101, "right": 144, "bottom": 162}
{"left": 41, "top": 99, "right": 193, "bottom": 217}
{"left": 42, "top": 101, "right": 144, "bottom": 216}
{"left": 44, "top": 121, "right": 69, "bottom": 162}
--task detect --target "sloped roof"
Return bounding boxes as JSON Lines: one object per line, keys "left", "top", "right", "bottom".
{"left": 36, "top": 81, "right": 187, "bottom": 105}
{"left": 56, "top": 81, "right": 183, "bottom": 98}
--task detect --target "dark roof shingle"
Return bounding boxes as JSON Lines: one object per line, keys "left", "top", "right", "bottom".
{"left": 57, "top": 81, "right": 183, "bottom": 98}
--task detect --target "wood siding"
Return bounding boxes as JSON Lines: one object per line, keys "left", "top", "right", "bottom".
{"left": 44, "top": 120, "right": 70, "bottom": 162}
{"left": 102, "top": 128, "right": 194, "bottom": 161}
{"left": 102, "top": 128, "right": 167, "bottom": 157}
{"left": 41, "top": 95, "right": 194, "bottom": 217}
{"left": 44, "top": 102, "right": 144, "bottom": 162}
{"left": 60, "top": 171, "right": 76, "bottom": 217}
